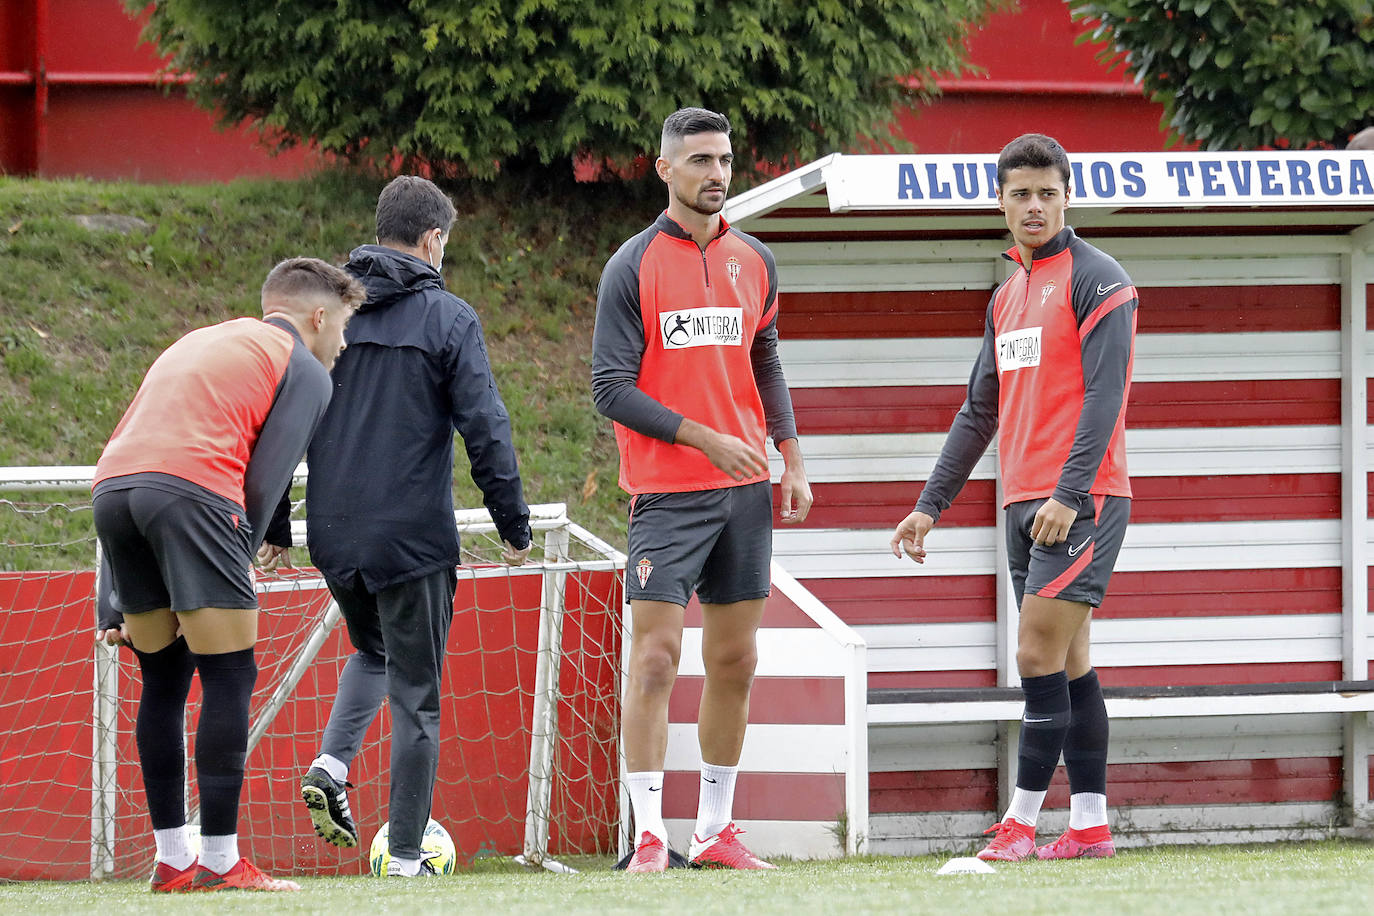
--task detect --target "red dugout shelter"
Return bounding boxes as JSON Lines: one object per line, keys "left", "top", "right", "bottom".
{"left": 724, "top": 149, "right": 1374, "bottom": 852}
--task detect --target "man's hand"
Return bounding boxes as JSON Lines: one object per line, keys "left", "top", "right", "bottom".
{"left": 256, "top": 542, "right": 293, "bottom": 571}
{"left": 95, "top": 624, "right": 129, "bottom": 647}
{"left": 502, "top": 539, "right": 532, "bottom": 566}
{"left": 777, "top": 439, "right": 812, "bottom": 524}
{"left": 675, "top": 418, "right": 768, "bottom": 481}
{"left": 890, "top": 510, "right": 937, "bottom": 564}
{"left": 1030, "top": 497, "right": 1078, "bottom": 546}
{"left": 701, "top": 432, "right": 768, "bottom": 481}
{"left": 779, "top": 466, "right": 813, "bottom": 524}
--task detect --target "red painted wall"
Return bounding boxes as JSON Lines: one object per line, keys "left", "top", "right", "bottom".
{"left": 0, "top": 0, "right": 318, "bottom": 180}
{"left": 0, "top": 0, "right": 1176, "bottom": 182}
{"left": 914, "top": 0, "right": 1178, "bottom": 153}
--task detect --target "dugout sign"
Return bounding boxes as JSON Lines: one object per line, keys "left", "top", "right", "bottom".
{"left": 823, "top": 151, "right": 1374, "bottom": 211}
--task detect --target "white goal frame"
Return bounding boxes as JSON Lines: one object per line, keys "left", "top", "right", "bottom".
{"left": 0, "top": 466, "right": 626, "bottom": 878}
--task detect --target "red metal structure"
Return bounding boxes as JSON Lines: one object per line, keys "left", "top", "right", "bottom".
{"left": 0, "top": 0, "right": 317, "bottom": 180}
{"left": 0, "top": 0, "right": 1179, "bottom": 182}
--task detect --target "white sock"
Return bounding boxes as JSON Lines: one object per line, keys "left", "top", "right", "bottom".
{"left": 198, "top": 833, "right": 239, "bottom": 875}
{"left": 626, "top": 771, "right": 667, "bottom": 844}
{"left": 312, "top": 753, "right": 348, "bottom": 783}
{"left": 1004, "top": 788, "right": 1047, "bottom": 828}
{"left": 387, "top": 856, "right": 421, "bottom": 876}
{"left": 692, "top": 762, "right": 738, "bottom": 840}
{"left": 1069, "top": 792, "right": 1109, "bottom": 830}
{"left": 153, "top": 826, "right": 195, "bottom": 870}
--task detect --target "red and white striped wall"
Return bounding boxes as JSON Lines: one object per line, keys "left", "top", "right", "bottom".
{"left": 652, "top": 565, "right": 868, "bottom": 859}
{"left": 722, "top": 157, "right": 1374, "bottom": 853}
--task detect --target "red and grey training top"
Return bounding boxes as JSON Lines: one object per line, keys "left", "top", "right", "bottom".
{"left": 592, "top": 212, "right": 799, "bottom": 494}
{"left": 93, "top": 316, "right": 332, "bottom": 550}
{"left": 916, "top": 226, "right": 1137, "bottom": 521}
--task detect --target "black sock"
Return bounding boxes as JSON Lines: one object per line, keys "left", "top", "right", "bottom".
{"left": 1016, "top": 670, "right": 1071, "bottom": 792}
{"left": 1063, "top": 669, "right": 1109, "bottom": 795}
{"left": 134, "top": 637, "right": 196, "bottom": 830}
{"left": 193, "top": 647, "right": 257, "bottom": 837}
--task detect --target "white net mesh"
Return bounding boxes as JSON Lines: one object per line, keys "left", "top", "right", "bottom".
{"left": 1, "top": 483, "right": 625, "bottom": 880}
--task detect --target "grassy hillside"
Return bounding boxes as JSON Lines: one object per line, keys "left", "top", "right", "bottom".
{"left": 0, "top": 170, "right": 666, "bottom": 559}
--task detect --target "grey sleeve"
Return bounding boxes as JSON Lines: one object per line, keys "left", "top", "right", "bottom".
{"left": 590, "top": 251, "right": 684, "bottom": 443}
{"left": 750, "top": 308, "right": 799, "bottom": 446}
{"left": 446, "top": 316, "right": 532, "bottom": 550}
{"left": 242, "top": 341, "right": 333, "bottom": 553}
{"left": 1052, "top": 278, "right": 1137, "bottom": 511}
{"left": 913, "top": 305, "right": 1000, "bottom": 523}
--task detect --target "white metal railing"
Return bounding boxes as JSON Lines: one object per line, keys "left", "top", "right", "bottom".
{"left": 767, "top": 563, "right": 869, "bottom": 855}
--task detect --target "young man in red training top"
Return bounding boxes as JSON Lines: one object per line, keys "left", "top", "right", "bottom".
{"left": 93, "top": 258, "right": 363, "bottom": 892}
{"left": 592, "top": 107, "right": 813, "bottom": 872}
{"left": 890, "top": 133, "right": 1138, "bottom": 862}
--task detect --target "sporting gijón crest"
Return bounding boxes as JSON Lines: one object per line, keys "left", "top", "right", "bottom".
{"left": 635, "top": 557, "right": 653, "bottom": 588}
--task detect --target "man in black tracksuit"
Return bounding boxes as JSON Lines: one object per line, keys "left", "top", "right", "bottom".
{"left": 299, "top": 176, "right": 532, "bottom": 877}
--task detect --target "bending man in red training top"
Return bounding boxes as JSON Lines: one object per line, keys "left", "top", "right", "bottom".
{"left": 890, "top": 133, "right": 1138, "bottom": 862}
{"left": 592, "top": 107, "right": 813, "bottom": 872}
{"left": 93, "top": 257, "right": 363, "bottom": 892}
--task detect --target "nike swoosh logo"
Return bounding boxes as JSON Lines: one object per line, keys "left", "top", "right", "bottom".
{"left": 691, "top": 835, "right": 720, "bottom": 853}
{"left": 648, "top": 786, "right": 662, "bottom": 792}
{"left": 1067, "top": 536, "right": 1092, "bottom": 557}
{"left": 1023, "top": 716, "right": 1052, "bottom": 724}
{"left": 703, "top": 777, "right": 718, "bottom": 784}
{"left": 1097, "top": 282, "right": 1122, "bottom": 296}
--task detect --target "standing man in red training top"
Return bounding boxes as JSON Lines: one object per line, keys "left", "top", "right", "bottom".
{"left": 593, "top": 107, "right": 813, "bottom": 872}
{"left": 92, "top": 257, "right": 364, "bottom": 892}
{"left": 890, "top": 133, "right": 1137, "bottom": 862}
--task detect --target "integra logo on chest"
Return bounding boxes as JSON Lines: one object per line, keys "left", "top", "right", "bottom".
{"left": 660, "top": 308, "right": 744, "bottom": 349}
{"left": 995, "top": 327, "right": 1042, "bottom": 371}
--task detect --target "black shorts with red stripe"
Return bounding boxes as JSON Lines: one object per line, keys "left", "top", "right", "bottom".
{"left": 1005, "top": 495, "right": 1130, "bottom": 608}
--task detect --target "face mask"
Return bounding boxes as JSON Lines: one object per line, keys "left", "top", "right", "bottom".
{"left": 426, "top": 230, "right": 442, "bottom": 269}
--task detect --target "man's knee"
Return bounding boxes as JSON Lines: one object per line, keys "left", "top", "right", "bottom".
{"left": 1016, "top": 642, "right": 1054, "bottom": 676}
{"left": 629, "top": 637, "right": 681, "bottom": 695}
{"left": 703, "top": 642, "right": 758, "bottom": 691}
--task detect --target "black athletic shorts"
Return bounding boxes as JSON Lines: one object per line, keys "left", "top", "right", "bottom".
{"left": 625, "top": 481, "right": 772, "bottom": 607}
{"left": 92, "top": 483, "right": 257, "bottom": 614}
{"left": 1005, "top": 494, "right": 1130, "bottom": 608}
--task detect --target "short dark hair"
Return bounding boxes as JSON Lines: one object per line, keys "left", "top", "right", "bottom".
{"left": 375, "top": 176, "right": 458, "bottom": 248}
{"left": 1348, "top": 126, "right": 1374, "bottom": 150}
{"left": 261, "top": 257, "right": 366, "bottom": 310}
{"left": 661, "top": 107, "right": 731, "bottom": 157}
{"left": 997, "top": 133, "right": 1071, "bottom": 188}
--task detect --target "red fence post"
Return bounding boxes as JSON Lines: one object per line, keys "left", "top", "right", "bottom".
{"left": 32, "top": 0, "right": 48, "bottom": 174}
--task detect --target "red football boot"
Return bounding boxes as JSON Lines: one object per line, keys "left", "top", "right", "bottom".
{"left": 624, "top": 831, "right": 670, "bottom": 873}
{"left": 191, "top": 857, "right": 301, "bottom": 892}
{"left": 976, "top": 818, "right": 1036, "bottom": 862}
{"left": 1035, "top": 824, "right": 1116, "bottom": 859}
{"left": 689, "top": 823, "right": 776, "bottom": 870}
{"left": 149, "top": 858, "right": 197, "bottom": 893}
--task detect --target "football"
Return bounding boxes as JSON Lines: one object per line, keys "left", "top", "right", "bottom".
{"left": 368, "top": 818, "right": 457, "bottom": 876}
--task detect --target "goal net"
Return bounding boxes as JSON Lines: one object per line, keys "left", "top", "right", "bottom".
{"left": 0, "top": 467, "right": 626, "bottom": 881}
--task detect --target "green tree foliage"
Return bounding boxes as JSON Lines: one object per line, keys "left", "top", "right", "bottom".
{"left": 1071, "top": 0, "right": 1374, "bottom": 149}
{"left": 130, "top": 0, "right": 1001, "bottom": 180}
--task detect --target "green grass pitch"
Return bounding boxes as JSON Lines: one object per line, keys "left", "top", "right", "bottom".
{"left": 2, "top": 841, "right": 1370, "bottom": 915}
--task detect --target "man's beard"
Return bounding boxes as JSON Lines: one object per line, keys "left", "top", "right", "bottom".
{"left": 676, "top": 186, "right": 725, "bottom": 216}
